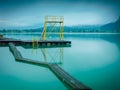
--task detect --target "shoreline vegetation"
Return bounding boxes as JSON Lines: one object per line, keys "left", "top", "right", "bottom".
{"left": 0, "top": 32, "right": 120, "bottom": 35}
{"left": 0, "top": 27, "right": 120, "bottom": 33}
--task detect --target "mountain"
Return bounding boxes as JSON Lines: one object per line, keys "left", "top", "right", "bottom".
{"left": 101, "top": 17, "right": 120, "bottom": 32}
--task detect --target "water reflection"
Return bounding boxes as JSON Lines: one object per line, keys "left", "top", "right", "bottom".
{"left": 32, "top": 47, "right": 64, "bottom": 64}
{"left": 68, "top": 39, "right": 119, "bottom": 70}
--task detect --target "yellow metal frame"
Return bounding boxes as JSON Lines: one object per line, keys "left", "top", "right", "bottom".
{"left": 32, "top": 36, "right": 39, "bottom": 54}
{"left": 41, "top": 48, "right": 64, "bottom": 64}
{"left": 32, "top": 36, "right": 64, "bottom": 64}
{"left": 42, "top": 16, "right": 64, "bottom": 40}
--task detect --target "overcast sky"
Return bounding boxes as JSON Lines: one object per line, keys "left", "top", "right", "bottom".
{"left": 0, "top": 0, "right": 120, "bottom": 29}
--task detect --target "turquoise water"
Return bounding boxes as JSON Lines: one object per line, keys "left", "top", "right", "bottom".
{"left": 0, "top": 47, "right": 66, "bottom": 90}
{"left": 0, "top": 34, "right": 120, "bottom": 90}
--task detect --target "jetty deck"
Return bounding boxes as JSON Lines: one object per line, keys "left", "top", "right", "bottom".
{"left": 0, "top": 38, "right": 71, "bottom": 47}
{"left": 8, "top": 43, "right": 91, "bottom": 90}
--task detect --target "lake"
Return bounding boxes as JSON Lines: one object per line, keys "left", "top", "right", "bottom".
{"left": 0, "top": 33, "right": 120, "bottom": 90}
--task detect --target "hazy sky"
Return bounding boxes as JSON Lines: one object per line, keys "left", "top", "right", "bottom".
{"left": 0, "top": 0, "right": 120, "bottom": 29}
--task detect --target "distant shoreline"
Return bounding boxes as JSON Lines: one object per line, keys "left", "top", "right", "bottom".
{"left": 1, "top": 32, "right": 120, "bottom": 35}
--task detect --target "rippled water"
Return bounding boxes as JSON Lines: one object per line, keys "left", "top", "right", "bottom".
{"left": 0, "top": 33, "right": 120, "bottom": 90}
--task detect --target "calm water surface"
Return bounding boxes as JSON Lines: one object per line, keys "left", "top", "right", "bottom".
{"left": 0, "top": 34, "right": 120, "bottom": 90}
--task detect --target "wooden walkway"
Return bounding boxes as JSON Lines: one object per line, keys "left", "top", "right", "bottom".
{"left": 0, "top": 38, "right": 71, "bottom": 48}
{"left": 9, "top": 43, "right": 91, "bottom": 90}
{"left": 49, "top": 64, "right": 91, "bottom": 90}
{"left": 9, "top": 43, "right": 49, "bottom": 68}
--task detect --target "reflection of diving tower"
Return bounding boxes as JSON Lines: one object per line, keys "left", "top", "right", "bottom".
{"left": 41, "top": 16, "right": 64, "bottom": 40}
{"left": 41, "top": 48, "right": 64, "bottom": 64}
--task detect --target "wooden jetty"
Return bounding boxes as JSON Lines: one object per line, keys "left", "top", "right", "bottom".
{"left": 0, "top": 38, "right": 71, "bottom": 48}
{"left": 9, "top": 43, "right": 91, "bottom": 90}
{"left": 49, "top": 64, "right": 91, "bottom": 90}
{"left": 9, "top": 43, "right": 49, "bottom": 68}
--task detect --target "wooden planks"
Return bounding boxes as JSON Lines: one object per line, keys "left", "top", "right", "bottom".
{"left": 0, "top": 38, "right": 71, "bottom": 47}
{"left": 49, "top": 64, "right": 91, "bottom": 90}
{"left": 9, "top": 43, "right": 49, "bottom": 68}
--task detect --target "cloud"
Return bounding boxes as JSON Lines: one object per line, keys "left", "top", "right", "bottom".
{"left": 0, "top": 0, "right": 120, "bottom": 29}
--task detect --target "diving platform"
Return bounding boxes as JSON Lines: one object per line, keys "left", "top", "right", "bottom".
{"left": 9, "top": 42, "right": 91, "bottom": 90}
